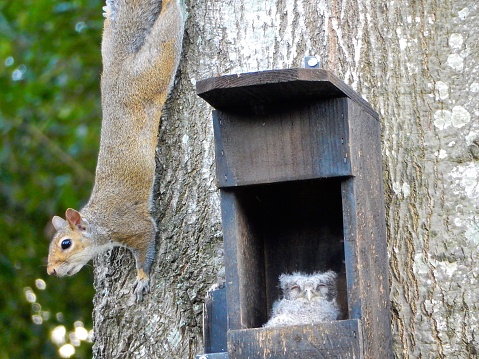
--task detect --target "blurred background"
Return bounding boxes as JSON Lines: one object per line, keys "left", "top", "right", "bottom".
{"left": 1, "top": 0, "right": 103, "bottom": 357}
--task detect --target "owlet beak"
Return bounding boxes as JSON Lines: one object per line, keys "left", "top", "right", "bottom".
{"left": 306, "top": 289, "right": 313, "bottom": 301}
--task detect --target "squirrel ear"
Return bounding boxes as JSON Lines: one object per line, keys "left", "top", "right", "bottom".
{"left": 52, "top": 216, "right": 67, "bottom": 230}
{"left": 65, "top": 208, "right": 85, "bottom": 230}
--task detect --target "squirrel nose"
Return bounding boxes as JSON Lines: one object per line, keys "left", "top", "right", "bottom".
{"left": 47, "top": 267, "right": 57, "bottom": 276}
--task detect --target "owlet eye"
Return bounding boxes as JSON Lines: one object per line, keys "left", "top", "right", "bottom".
{"left": 61, "top": 239, "right": 72, "bottom": 250}
{"left": 318, "top": 284, "right": 328, "bottom": 295}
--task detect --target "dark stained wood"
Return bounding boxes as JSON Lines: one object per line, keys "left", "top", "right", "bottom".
{"left": 203, "top": 287, "right": 228, "bottom": 354}
{"left": 196, "top": 353, "right": 229, "bottom": 359}
{"left": 196, "top": 68, "right": 378, "bottom": 118}
{"left": 197, "top": 69, "right": 392, "bottom": 359}
{"left": 212, "top": 98, "right": 351, "bottom": 188}
{"left": 221, "top": 190, "right": 268, "bottom": 330}
{"left": 228, "top": 320, "right": 363, "bottom": 359}
{"left": 343, "top": 100, "right": 393, "bottom": 356}
{"left": 340, "top": 178, "right": 363, "bottom": 320}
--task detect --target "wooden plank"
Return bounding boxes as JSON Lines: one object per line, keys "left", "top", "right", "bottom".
{"left": 213, "top": 98, "right": 351, "bottom": 188}
{"left": 345, "top": 100, "right": 393, "bottom": 357}
{"left": 204, "top": 287, "right": 228, "bottom": 354}
{"left": 196, "top": 68, "right": 378, "bottom": 119}
{"left": 228, "top": 319, "right": 363, "bottom": 359}
{"left": 220, "top": 190, "right": 268, "bottom": 330}
{"left": 220, "top": 190, "right": 244, "bottom": 330}
{"left": 340, "top": 178, "right": 363, "bottom": 321}
{"left": 196, "top": 353, "right": 229, "bottom": 359}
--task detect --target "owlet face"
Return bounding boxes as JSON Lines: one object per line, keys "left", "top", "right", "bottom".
{"left": 279, "top": 271, "right": 338, "bottom": 302}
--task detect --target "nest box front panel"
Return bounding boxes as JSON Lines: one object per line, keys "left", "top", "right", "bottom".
{"left": 213, "top": 98, "right": 352, "bottom": 188}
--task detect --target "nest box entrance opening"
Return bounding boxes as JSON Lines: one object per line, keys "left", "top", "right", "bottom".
{"left": 226, "top": 178, "right": 348, "bottom": 329}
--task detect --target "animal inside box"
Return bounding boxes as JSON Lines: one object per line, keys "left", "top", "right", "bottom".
{"left": 226, "top": 177, "right": 349, "bottom": 329}
{"left": 264, "top": 270, "right": 341, "bottom": 328}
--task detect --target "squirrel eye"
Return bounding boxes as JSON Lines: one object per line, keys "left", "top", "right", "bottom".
{"left": 61, "top": 239, "right": 72, "bottom": 250}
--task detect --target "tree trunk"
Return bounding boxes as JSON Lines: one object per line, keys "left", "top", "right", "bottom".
{"left": 92, "top": 0, "right": 479, "bottom": 358}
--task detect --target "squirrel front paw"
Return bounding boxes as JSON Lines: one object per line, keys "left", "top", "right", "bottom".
{"left": 133, "top": 269, "right": 150, "bottom": 302}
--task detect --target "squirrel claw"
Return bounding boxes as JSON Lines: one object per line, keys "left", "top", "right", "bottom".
{"left": 102, "top": 1, "right": 113, "bottom": 19}
{"left": 133, "top": 277, "right": 150, "bottom": 302}
{"left": 102, "top": 6, "right": 109, "bottom": 18}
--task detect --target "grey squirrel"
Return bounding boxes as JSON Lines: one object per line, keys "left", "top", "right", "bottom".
{"left": 47, "top": 0, "right": 185, "bottom": 301}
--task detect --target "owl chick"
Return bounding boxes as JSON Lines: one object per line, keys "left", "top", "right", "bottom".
{"left": 264, "top": 271, "right": 340, "bottom": 328}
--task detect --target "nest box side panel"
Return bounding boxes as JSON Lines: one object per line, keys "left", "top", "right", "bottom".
{"left": 220, "top": 190, "right": 268, "bottom": 330}
{"left": 345, "top": 99, "right": 393, "bottom": 358}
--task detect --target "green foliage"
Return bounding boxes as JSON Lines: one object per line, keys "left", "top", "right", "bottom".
{"left": 0, "top": 0, "right": 103, "bottom": 357}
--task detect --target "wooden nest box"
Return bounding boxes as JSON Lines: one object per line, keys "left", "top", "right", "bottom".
{"left": 196, "top": 69, "right": 393, "bottom": 359}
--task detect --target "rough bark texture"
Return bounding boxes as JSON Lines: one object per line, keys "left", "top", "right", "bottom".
{"left": 92, "top": 1, "right": 479, "bottom": 358}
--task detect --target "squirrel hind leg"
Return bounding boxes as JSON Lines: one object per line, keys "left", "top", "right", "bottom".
{"left": 133, "top": 268, "right": 150, "bottom": 302}
{"left": 129, "top": 224, "right": 156, "bottom": 302}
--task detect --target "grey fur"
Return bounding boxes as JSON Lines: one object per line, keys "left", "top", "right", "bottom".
{"left": 264, "top": 271, "right": 341, "bottom": 328}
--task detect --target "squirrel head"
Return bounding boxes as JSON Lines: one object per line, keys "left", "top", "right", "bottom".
{"left": 47, "top": 208, "right": 95, "bottom": 277}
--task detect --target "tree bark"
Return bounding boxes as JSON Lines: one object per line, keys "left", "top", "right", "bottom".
{"left": 93, "top": 0, "right": 479, "bottom": 358}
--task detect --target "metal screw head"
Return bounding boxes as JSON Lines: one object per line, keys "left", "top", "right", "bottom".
{"left": 304, "top": 56, "right": 320, "bottom": 68}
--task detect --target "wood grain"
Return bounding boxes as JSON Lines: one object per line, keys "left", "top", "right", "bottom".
{"left": 212, "top": 98, "right": 351, "bottom": 187}
{"left": 197, "top": 69, "right": 377, "bottom": 118}
{"left": 228, "top": 320, "right": 363, "bottom": 359}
